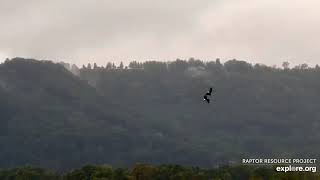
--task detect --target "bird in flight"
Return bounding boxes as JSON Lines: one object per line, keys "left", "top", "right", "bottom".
{"left": 203, "top": 87, "right": 214, "bottom": 103}
{"left": 203, "top": 95, "right": 210, "bottom": 103}
{"left": 206, "top": 88, "right": 213, "bottom": 96}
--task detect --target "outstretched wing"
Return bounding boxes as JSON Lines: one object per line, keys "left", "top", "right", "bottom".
{"left": 209, "top": 88, "right": 213, "bottom": 94}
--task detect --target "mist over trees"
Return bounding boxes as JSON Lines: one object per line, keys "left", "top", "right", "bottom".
{"left": 0, "top": 57, "right": 320, "bottom": 170}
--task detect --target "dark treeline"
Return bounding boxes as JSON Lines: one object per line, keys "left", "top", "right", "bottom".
{"left": 1, "top": 164, "right": 319, "bottom": 180}
{"left": 80, "top": 58, "right": 318, "bottom": 71}
{"left": 0, "top": 57, "right": 320, "bottom": 170}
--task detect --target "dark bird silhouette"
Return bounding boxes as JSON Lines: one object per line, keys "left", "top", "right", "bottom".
{"left": 206, "top": 87, "right": 213, "bottom": 96}
{"left": 203, "top": 95, "right": 210, "bottom": 103}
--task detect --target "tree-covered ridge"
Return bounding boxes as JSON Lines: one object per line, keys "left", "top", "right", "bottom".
{"left": 0, "top": 164, "right": 319, "bottom": 180}
{"left": 80, "top": 58, "right": 320, "bottom": 165}
{"left": 0, "top": 58, "right": 150, "bottom": 169}
{"left": 0, "top": 57, "right": 320, "bottom": 170}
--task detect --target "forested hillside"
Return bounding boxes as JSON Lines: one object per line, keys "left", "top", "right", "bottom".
{"left": 0, "top": 58, "right": 159, "bottom": 169}
{"left": 81, "top": 58, "right": 320, "bottom": 163}
{"left": 0, "top": 57, "right": 319, "bottom": 169}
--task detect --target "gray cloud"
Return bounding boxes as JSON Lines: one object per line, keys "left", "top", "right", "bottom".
{"left": 0, "top": 0, "right": 319, "bottom": 66}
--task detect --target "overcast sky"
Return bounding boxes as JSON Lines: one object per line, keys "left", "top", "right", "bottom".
{"left": 1, "top": 0, "right": 320, "bottom": 66}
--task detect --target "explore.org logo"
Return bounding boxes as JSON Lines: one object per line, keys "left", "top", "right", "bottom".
{"left": 242, "top": 158, "right": 317, "bottom": 173}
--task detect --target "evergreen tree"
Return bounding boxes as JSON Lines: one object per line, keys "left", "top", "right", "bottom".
{"left": 87, "top": 63, "right": 92, "bottom": 69}
{"left": 93, "top": 63, "right": 98, "bottom": 69}
{"left": 119, "top": 62, "right": 124, "bottom": 69}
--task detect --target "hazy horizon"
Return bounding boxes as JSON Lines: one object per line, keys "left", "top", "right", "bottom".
{"left": 1, "top": 0, "right": 320, "bottom": 66}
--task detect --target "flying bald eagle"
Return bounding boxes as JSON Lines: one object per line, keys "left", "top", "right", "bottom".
{"left": 203, "top": 95, "right": 210, "bottom": 103}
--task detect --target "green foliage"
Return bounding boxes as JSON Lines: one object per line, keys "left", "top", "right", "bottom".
{"left": 1, "top": 165, "right": 319, "bottom": 180}
{"left": 0, "top": 167, "right": 60, "bottom": 180}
